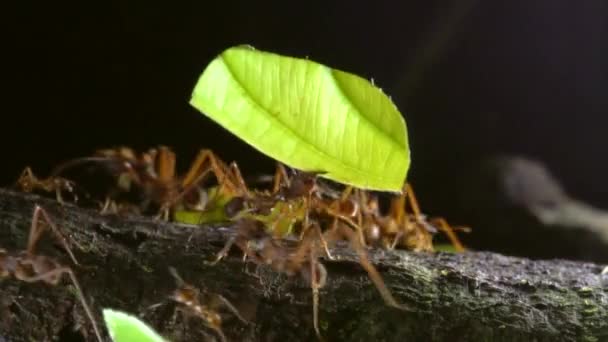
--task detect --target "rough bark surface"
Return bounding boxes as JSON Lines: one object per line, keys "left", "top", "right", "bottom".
{"left": 0, "top": 188, "right": 607, "bottom": 342}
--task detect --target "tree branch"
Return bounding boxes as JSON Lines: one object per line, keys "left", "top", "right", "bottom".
{"left": 0, "top": 189, "right": 606, "bottom": 341}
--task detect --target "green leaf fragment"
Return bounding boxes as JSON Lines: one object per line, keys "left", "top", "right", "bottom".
{"left": 190, "top": 45, "right": 410, "bottom": 191}
{"left": 103, "top": 309, "right": 167, "bottom": 342}
{"left": 173, "top": 208, "right": 227, "bottom": 224}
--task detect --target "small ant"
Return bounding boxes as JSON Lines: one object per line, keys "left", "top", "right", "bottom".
{"left": 0, "top": 205, "right": 103, "bottom": 342}
{"left": 166, "top": 267, "right": 246, "bottom": 342}
{"left": 15, "top": 167, "right": 78, "bottom": 203}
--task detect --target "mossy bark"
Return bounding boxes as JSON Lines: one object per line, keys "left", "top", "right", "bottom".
{"left": 0, "top": 189, "right": 606, "bottom": 342}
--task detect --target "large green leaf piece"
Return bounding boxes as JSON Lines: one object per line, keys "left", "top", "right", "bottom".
{"left": 190, "top": 45, "right": 410, "bottom": 191}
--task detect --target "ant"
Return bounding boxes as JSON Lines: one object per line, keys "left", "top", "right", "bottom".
{"left": 15, "top": 167, "right": 78, "bottom": 204}
{"left": 51, "top": 146, "right": 244, "bottom": 221}
{"left": 214, "top": 215, "right": 406, "bottom": 340}
{"left": 50, "top": 146, "right": 177, "bottom": 217}
{"left": 219, "top": 164, "right": 360, "bottom": 240}
{"left": 164, "top": 267, "right": 246, "bottom": 342}
{"left": 212, "top": 218, "right": 328, "bottom": 339}
{"left": 388, "top": 184, "right": 467, "bottom": 252}
{"left": 0, "top": 205, "right": 103, "bottom": 342}
{"left": 344, "top": 184, "right": 467, "bottom": 252}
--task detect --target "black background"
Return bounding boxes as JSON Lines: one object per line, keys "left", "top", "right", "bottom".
{"left": 4, "top": 1, "right": 608, "bottom": 257}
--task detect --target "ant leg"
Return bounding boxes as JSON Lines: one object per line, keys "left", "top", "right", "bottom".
{"left": 155, "top": 204, "right": 171, "bottom": 221}
{"left": 295, "top": 193, "right": 319, "bottom": 242}
{"left": 404, "top": 183, "right": 423, "bottom": 219}
{"left": 211, "top": 326, "right": 227, "bottom": 342}
{"left": 214, "top": 294, "right": 248, "bottom": 324}
{"left": 404, "top": 184, "right": 467, "bottom": 251}
{"left": 285, "top": 224, "right": 318, "bottom": 273}
{"left": 302, "top": 194, "right": 311, "bottom": 239}
{"left": 28, "top": 206, "right": 79, "bottom": 266}
{"left": 309, "top": 242, "right": 325, "bottom": 341}
{"left": 173, "top": 150, "right": 243, "bottom": 215}
{"left": 430, "top": 218, "right": 466, "bottom": 252}
{"left": 54, "top": 186, "right": 65, "bottom": 204}
{"left": 287, "top": 226, "right": 326, "bottom": 340}
{"left": 18, "top": 267, "right": 103, "bottom": 342}
{"left": 338, "top": 187, "right": 367, "bottom": 246}
{"left": 353, "top": 189, "right": 366, "bottom": 231}
{"left": 316, "top": 222, "right": 333, "bottom": 260}
{"left": 63, "top": 269, "right": 104, "bottom": 342}
{"left": 148, "top": 147, "right": 176, "bottom": 219}
{"left": 272, "top": 163, "right": 291, "bottom": 194}
{"left": 389, "top": 184, "right": 423, "bottom": 249}
{"left": 390, "top": 192, "right": 406, "bottom": 225}
{"left": 316, "top": 219, "right": 338, "bottom": 260}
{"left": 227, "top": 162, "right": 251, "bottom": 197}
{"left": 327, "top": 225, "right": 407, "bottom": 311}
{"left": 211, "top": 236, "right": 237, "bottom": 265}
{"left": 339, "top": 185, "right": 353, "bottom": 201}
{"left": 389, "top": 229, "right": 404, "bottom": 250}
{"left": 156, "top": 146, "right": 176, "bottom": 184}
{"left": 181, "top": 149, "right": 238, "bottom": 195}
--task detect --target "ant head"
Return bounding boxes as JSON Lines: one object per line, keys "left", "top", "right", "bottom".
{"left": 171, "top": 285, "right": 199, "bottom": 307}
{"left": 284, "top": 171, "right": 318, "bottom": 199}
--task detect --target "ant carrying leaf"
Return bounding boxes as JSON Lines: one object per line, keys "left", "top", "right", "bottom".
{"left": 215, "top": 201, "right": 407, "bottom": 340}
{"left": 0, "top": 205, "right": 103, "bottom": 341}
{"left": 213, "top": 218, "right": 328, "bottom": 339}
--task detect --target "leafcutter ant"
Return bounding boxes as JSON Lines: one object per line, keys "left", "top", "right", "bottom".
{"left": 50, "top": 146, "right": 177, "bottom": 217}
{"left": 0, "top": 205, "right": 103, "bottom": 341}
{"left": 52, "top": 146, "right": 246, "bottom": 221}
{"left": 390, "top": 184, "right": 467, "bottom": 252}
{"left": 164, "top": 267, "right": 246, "bottom": 342}
{"left": 15, "top": 167, "right": 78, "bottom": 203}
{"left": 213, "top": 218, "right": 328, "bottom": 339}
{"left": 346, "top": 184, "right": 467, "bottom": 252}
{"left": 214, "top": 215, "right": 406, "bottom": 340}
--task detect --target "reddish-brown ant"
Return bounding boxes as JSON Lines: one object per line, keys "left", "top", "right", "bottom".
{"left": 215, "top": 210, "right": 406, "bottom": 340}
{"left": 50, "top": 146, "right": 179, "bottom": 217}
{"left": 213, "top": 218, "right": 328, "bottom": 339}
{"left": 0, "top": 205, "right": 103, "bottom": 341}
{"left": 389, "top": 184, "right": 467, "bottom": 252}
{"left": 343, "top": 184, "right": 467, "bottom": 252}
{"left": 165, "top": 267, "right": 246, "bottom": 342}
{"left": 51, "top": 146, "right": 245, "bottom": 221}
{"left": 15, "top": 167, "right": 78, "bottom": 203}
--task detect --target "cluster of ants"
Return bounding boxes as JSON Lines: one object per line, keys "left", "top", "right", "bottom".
{"left": 11, "top": 146, "right": 468, "bottom": 341}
